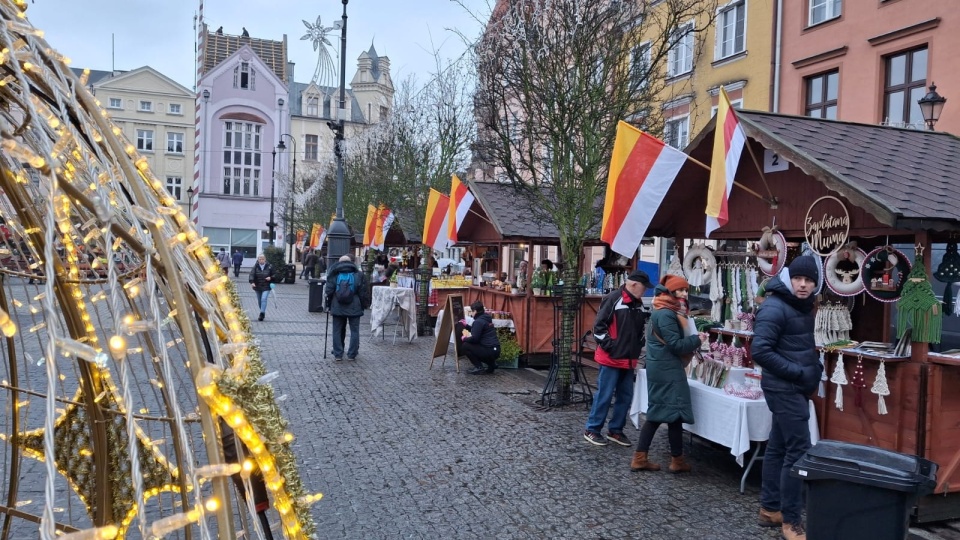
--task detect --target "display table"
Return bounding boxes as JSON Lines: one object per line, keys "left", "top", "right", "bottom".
{"left": 434, "top": 309, "right": 515, "bottom": 344}
{"left": 629, "top": 369, "right": 819, "bottom": 493}
{"left": 369, "top": 286, "right": 417, "bottom": 342}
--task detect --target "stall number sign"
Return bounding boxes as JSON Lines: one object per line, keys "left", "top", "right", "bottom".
{"left": 764, "top": 149, "right": 790, "bottom": 173}
{"left": 804, "top": 196, "right": 850, "bottom": 256}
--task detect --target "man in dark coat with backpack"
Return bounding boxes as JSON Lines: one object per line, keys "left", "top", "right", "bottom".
{"left": 325, "top": 254, "right": 370, "bottom": 361}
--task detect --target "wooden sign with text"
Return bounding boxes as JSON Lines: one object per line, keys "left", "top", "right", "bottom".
{"left": 429, "top": 294, "right": 465, "bottom": 370}
{"left": 804, "top": 195, "right": 850, "bottom": 256}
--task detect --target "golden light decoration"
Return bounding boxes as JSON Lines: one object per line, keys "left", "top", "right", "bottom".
{"left": 0, "top": 1, "right": 318, "bottom": 538}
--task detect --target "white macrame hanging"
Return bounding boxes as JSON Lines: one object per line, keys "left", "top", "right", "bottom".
{"left": 667, "top": 249, "right": 685, "bottom": 277}
{"left": 831, "top": 352, "right": 848, "bottom": 411}
{"left": 817, "top": 349, "right": 827, "bottom": 398}
{"left": 710, "top": 265, "right": 724, "bottom": 322}
{"left": 871, "top": 360, "right": 890, "bottom": 415}
{"left": 731, "top": 266, "right": 742, "bottom": 320}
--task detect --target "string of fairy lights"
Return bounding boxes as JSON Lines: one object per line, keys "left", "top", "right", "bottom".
{"left": 0, "top": 0, "right": 320, "bottom": 538}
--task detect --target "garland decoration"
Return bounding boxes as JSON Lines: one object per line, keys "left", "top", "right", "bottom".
{"left": 871, "top": 360, "right": 890, "bottom": 415}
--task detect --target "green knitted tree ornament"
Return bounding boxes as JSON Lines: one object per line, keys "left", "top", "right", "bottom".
{"left": 897, "top": 261, "right": 942, "bottom": 343}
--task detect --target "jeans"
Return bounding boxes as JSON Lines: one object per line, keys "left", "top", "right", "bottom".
{"left": 585, "top": 365, "right": 635, "bottom": 435}
{"left": 258, "top": 290, "right": 271, "bottom": 313}
{"left": 760, "top": 390, "right": 811, "bottom": 525}
{"left": 331, "top": 315, "right": 360, "bottom": 359}
{"left": 234, "top": 263, "right": 241, "bottom": 277}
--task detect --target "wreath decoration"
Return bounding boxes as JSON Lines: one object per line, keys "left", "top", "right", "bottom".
{"left": 682, "top": 244, "right": 716, "bottom": 288}
{"left": 824, "top": 242, "right": 866, "bottom": 297}
{"left": 756, "top": 227, "right": 787, "bottom": 277}
{"left": 861, "top": 246, "right": 911, "bottom": 303}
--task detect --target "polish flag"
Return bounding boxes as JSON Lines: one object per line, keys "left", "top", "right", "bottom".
{"left": 363, "top": 204, "right": 377, "bottom": 247}
{"left": 448, "top": 174, "right": 475, "bottom": 244}
{"left": 705, "top": 87, "right": 746, "bottom": 238}
{"left": 601, "top": 121, "right": 688, "bottom": 258}
{"left": 423, "top": 189, "right": 451, "bottom": 252}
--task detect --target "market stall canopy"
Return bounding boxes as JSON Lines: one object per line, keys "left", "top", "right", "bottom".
{"left": 647, "top": 111, "right": 960, "bottom": 239}
{"left": 458, "top": 180, "right": 603, "bottom": 244}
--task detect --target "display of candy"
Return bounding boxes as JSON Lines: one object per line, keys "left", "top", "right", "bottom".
{"left": 724, "top": 382, "right": 764, "bottom": 400}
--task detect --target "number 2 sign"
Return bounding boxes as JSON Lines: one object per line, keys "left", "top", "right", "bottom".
{"left": 763, "top": 148, "right": 789, "bottom": 173}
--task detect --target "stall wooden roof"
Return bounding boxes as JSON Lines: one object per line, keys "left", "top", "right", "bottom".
{"left": 648, "top": 111, "right": 960, "bottom": 239}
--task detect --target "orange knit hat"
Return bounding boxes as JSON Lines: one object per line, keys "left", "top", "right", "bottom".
{"left": 660, "top": 274, "right": 690, "bottom": 293}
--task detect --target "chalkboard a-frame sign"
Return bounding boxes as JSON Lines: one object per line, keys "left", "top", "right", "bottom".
{"left": 430, "top": 294, "right": 466, "bottom": 370}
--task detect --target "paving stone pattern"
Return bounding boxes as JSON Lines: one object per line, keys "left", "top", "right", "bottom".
{"left": 244, "top": 278, "right": 957, "bottom": 540}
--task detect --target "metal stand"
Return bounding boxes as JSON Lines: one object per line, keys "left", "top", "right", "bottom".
{"left": 538, "top": 285, "right": 592, "bottom": 407}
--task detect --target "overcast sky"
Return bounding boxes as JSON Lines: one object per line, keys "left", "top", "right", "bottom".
{"left": 25, "top": 0, "right": 491, "bottom": 90}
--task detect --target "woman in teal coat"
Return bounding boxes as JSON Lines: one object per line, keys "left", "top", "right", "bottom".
{"left": 631, "top": 275, "right": 709, "bottom": 473}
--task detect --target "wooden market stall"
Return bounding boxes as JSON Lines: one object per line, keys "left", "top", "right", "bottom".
{"left": 646, "top": 110, "right": 960, "bottom": 520}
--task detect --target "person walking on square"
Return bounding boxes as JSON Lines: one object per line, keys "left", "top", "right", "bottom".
{"left": 750, "top": 256, "right": 822, "bottom": 540}
{"left": 583, "top": 269, "right": 652, "bottom": 447}
{"left": 458, "top": 300, "right": 500, "bottom": 375}
{"left": 248, "top": 254, "right": 274, "bottom": 321}
{"left": 217, "top": 247, "right": 230, "bottom": 275}
{"left": 631, "top": 275, "right": 708, "bottom": 473}
{"left": 300, "top": 249, "right": 317, "bottom": 279}
{"left": 325, "top": 255, "right": 369, "bottom": 361}
{"left": 232, "top": 249, "right": 243, "bottom": 278}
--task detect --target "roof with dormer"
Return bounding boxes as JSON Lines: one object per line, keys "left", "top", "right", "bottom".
{"left": 201, "top": 25, "right": 287, "bottom": 81}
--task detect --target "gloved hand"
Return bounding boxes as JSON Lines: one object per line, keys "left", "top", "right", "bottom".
{"left": 458, "top": 319, "right": 467, "bottom": 326}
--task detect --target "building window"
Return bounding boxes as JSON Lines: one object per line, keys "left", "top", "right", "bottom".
{"left": 138, "top": 100, "right": 153, "bottom": 112}
{"left": 664, "top": 116, "right": 689, "bottom": 149}
{"left": 203, "top": 227, "right": 258, "bottom": 258}
{"left": 222, "top": 121, "right": 262, "bottom": 196}
{"left": 234, "top": 62, "right": 256, "bottom": 90}
{"left": 667, "top": 22, "right": 694, "bottom": 78}
{"left": 883, "top": 47, "right": 927, "bottom": 128}
{"left": 716, "top": 1, "right": 745, "bottom": 60}
{"left": 166, "top": 176, "right": 182, "bottom": 200}
{"left": 710, "top": 99, "right": 743, "bottom": 117}
{"left": 136, "top": 129, "right": 154, "bottom": 151}
{"left": 805, "top": 70, "right": 839, "bottom": 119}
{"left": 108, "top": 97, "right": 122, "bottom": 109}
{"left": 305, "top": 135, "right": 318, "bottom": 161}
{"left": 809, "top": 0, "right": 841, "bottom": 26}
{"left": 630, "top": 42, "right": 651, "bottom": 84}
{"left": 306, "top": 96, "right": 319, "bottom": 116}
{"left": 166, "top": 132, "right": 184, "bottom": 154}
{"left": 379, "top": 105, "right": 389, "bottom": 120}
{"left": 168, "top": 103, "right": 182, "bottom": 115}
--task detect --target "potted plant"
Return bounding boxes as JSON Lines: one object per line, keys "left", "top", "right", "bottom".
{"left": 531, "top": 267, "right": 545, "bottom": 295}
{"left": 496, "top": 328, "right": 522, "bottom": 369}
{"left": 389, "top": 271, "right": 398, "bottom": 288}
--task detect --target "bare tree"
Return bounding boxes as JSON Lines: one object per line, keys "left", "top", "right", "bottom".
{"left": 474, "top": 0, "right": 716, "bottom": 405}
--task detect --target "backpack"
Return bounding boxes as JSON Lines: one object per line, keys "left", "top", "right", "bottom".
{"left": 335, "top": 272, "right": 357, "bottom": 305}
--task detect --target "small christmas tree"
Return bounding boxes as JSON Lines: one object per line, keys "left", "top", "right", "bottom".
{"left": 897, "top": 261, "right": 942, "bottom": 344}
{"left": 934, "top": 241, "right": 960, "bottom": 314}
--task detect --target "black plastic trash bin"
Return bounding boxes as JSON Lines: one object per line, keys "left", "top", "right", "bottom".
{"left": 790, "top": 439, "right": 937, "bottom": 540}
{"left": 308, "top": 279, "right": 325, "bottom": 313}
{"left": 282, "top": 264, "right": 296, "bottom": 284}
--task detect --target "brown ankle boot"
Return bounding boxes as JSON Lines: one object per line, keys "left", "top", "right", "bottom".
{"left": 781, "top": 522, "right": 806, "bottom": 540}
{"left": 758, "top": 507, "right": 783, "bottom": 527}
{"left": 630, "top": 451, "right": 661, "bottom": 471}
{"left": 668, "top": 455, "right": 692, "bottom": 473}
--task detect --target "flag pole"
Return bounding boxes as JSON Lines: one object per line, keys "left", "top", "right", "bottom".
{"left": 741, "top": 140, "right": 776, "bottom": 202}
{"left": 683, "top": 153, "right": 772, "bottom": 205}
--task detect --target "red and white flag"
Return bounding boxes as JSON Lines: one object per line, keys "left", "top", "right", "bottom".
{"left": 705, "top": 87, "right": 746, "bottom": 238}
{"left": 423, "top": 189, "right": 451, "bottom": 252}
{"left": 448, "top": 174, "right": 474, "bottom": 244}
{"left": 601, "top": 121, "right": 687, "bottom": 258}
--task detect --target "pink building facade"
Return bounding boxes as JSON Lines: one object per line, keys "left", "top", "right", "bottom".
{"left": 778, "top": 0, "right": 960, "bottom": 134}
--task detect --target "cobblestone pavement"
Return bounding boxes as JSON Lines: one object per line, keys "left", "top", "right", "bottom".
{"left": 242, "top": 278, "right": 960, "bottom": 540}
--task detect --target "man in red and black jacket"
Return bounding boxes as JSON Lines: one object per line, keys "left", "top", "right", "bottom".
{"left": 583, "top": 270, "right": 652, "bottom": 446}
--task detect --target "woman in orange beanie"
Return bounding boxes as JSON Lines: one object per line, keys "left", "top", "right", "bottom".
{"left": 630, "top": 274, "right": 709, "bottom": 473}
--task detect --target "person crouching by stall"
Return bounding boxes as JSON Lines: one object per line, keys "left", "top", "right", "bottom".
{"left": 631, "top": 275, "right": 709, "bottom": 473}
{"left": 459, "top": 300, "right": 500, "bottom": 375}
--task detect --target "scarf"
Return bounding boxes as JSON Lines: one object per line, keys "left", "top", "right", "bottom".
{"left": 653, "top": 292, "right": 689, "bottom": 329}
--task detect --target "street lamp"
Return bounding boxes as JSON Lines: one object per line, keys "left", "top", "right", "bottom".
{"left": 918, "top": 83, "right": 947, "bottom": 131}
{"left": 278, "top": 133, "right": 297, "bottom": 264}
{"left": 267, "top": 149, "right": 278, "bottom": 246}
{"left": 186, "top": 186, "right": 194, "bottom": 220}
{"left": 326, "top": 0, "right": 352, "bottom": 270}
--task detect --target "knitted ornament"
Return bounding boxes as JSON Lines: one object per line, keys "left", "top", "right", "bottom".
{"left": 667, "top": 248, "right": 685, "bottom": 277}
{"left": 817, "top": 349, "right": 827, "bottom": 398}
{"left": 871, "top": 360, "right": 890, "bottom": 415}
{"left": 851, "top": 358, "right": 867, "bottom": 408}
{"left": 896, "top": 261, "right": 942, "bottom": 344}
{"left": 934, "top": 241, "right": 960, "bottom": 315}
{"left": 831, "top": 352, "right": 848, "bottom": 411}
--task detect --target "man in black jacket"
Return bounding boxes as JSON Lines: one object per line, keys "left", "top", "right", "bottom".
{"left": 750, "top": 256, "right": 822, "bottom": 540}
{"left": 325, "top": 255, "right": 370, "bottom": 361}
{"left": 459, "top": 300, "right": 501, "bottom": 375}
{"left": 248, "top": 254, "right": 274, "bottom": 321}
{"left": 583, "top": 270, "right": 651, "bottom": 447}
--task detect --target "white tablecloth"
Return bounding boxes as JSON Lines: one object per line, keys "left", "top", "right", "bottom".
{"left": 434, "top": 309, "right": 515, "bottom": 344}
{"left": 629, "top": 369, "right": 818, "bottom": 466}
{"left": 370, "top": 286, "right": 417, "bottom": 341}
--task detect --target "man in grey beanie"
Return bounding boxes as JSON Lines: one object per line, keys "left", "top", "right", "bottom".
{"left": 750, "top": 255, "right": 821, "bottom": 540}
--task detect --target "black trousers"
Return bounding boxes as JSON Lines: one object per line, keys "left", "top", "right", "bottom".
{"left": 461, "top": 341, "right": 498, "bottom": 370}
